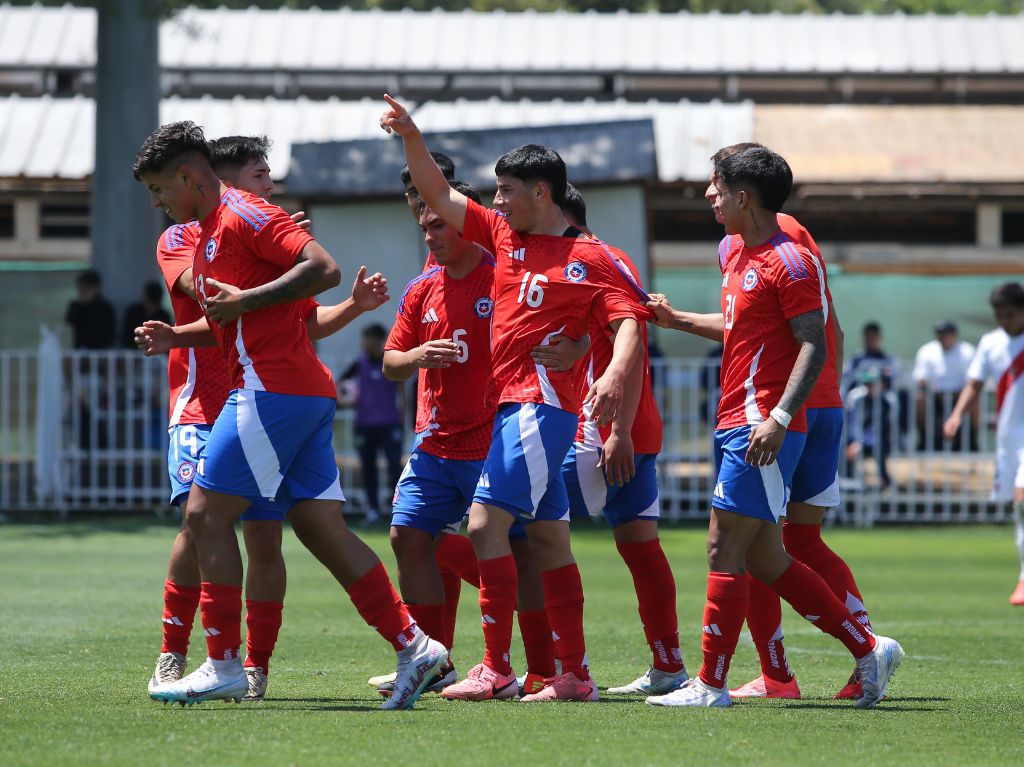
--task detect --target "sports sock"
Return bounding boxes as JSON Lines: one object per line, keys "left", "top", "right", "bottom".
{"left": 783, "top": 522, "right": 872, "bottom": 631}
{"left": 345, "top": 562, "right": 419, "bottom": 651}
{"left": 406, "top": 603, "right": 446, "bottom": 652}
{"left": 616, "top": 538, "right": 684, "bottom": 673}
{"left": 1014, "top": 501, "right": 1024, "bottom": 581}
{"left": 770, "top": 560, "right": 876, "bottom": 660}
{"left": 244, "top": 599, "right": 283, "bottom": 674}
{"left": 478, "top": 554, "right": 518, "bottom": 676}
{"left": 160, "top": 578, "right": 200, "bottom": 656}
{"left": 517, "top": 609, "right": 557, "bottom": 678}
{"left": 439, "top": 570, "right": 461, "bottom": 651}
{"left": 540, "top": 563, "right": 589, "bottom": 681}
{"left": 199, "top": 582, "right": 243, "bottom": 661}
{"left": 436, "top": 534, "right": 481, "bottom": 589}
{"left": 698, "top": 572, "right": 747, "bottom": 689}
{"left": 745, "top": 573, "right": 792, "bottom": 683}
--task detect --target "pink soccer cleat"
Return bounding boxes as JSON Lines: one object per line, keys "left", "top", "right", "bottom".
{"left": 729, "top": 674, "right": 801, "bottom": 699}
{"left": 834, "top": 668, "right": 863, "bottom": 700}
{"left": 1010, "top": 580, "right": 1024, "bottom": 606}
{"left": 440, "top": 663, "right": 517, "bottom": 702}
{"left": 519, "top": 671, "right": 599, "bottom": 702}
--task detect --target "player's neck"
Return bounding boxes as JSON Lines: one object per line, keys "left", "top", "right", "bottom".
{"left": 194, "top": 176, "right": 229, "bottom": 221}
{"left": 736, "top": 209, "right": 781, "bottom": 249}
{"left": 523, "top": 205, "right": 570, "bottom": 237}
{"left": 444, "top": 245, "right": 484, "bottom": 280}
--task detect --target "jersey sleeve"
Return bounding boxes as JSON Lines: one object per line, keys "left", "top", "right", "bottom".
{"left": 156, "top": 225, "right": 199, "bottom": 297}
{"left": 460, "top": 198, "right": 506, "bottom": 256}
{"left": 385, "top": 281, "right": 422, "bottom": 353}
{"left": 965, "top": 337, "right": 991, "bottom": 382}
{"left": 585, "top": 248, "right": 654, "bottom": 330}
{"left": 244, "top": 198, "right": 315, "bottom": 269}
{"left": 771, "top": 246, "right": 825, "bottom": 320}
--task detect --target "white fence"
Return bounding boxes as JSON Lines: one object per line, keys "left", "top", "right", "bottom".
{"left": 0, "top": 337, "right": 1008, "bottom": 525}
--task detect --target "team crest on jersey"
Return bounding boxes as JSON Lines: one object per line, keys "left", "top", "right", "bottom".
{"left": 474, "top": 296, "right": 494, "bottom": 318}
{"left": 204, "top": 238, "right": 218, "bottom": 262}
{"left": 564, "top": 261, "right": 588, "bottom": 283}
{"left": 742, "top": 268, "right": 759, "bottom": 291}
{"left": 176, "top": 462, "right": 195, "bottom": 483}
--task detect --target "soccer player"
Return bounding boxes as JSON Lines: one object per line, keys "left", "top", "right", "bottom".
{"left": 944, "top": 282, "right": 1024, "bottom": 605}
{"left": 134, "top": 121, "right": 446, "bottom": 709}
{"left": 144, "top": 134, "right": 391, "bottom": 702}
{"left": 645, "top": 146, "right": 902, "bottom": 709}
{"left": 381, "top": 94, "right": 649, "bottom": 703}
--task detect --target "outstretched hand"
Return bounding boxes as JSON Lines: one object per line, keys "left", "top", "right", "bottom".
{"left": 134, "top": 321, "right": 174, "bottom": 356}
{"left": 379, "top": 94, "right": 417, "bottom": 137}
{"left": 351, "top": 265, "right": 390, "bottom": 312}
{"left": 646, "top": 293, "right": 676, "bottom": 329}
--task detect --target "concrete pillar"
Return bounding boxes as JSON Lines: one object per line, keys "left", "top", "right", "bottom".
{"left": 976, "top": 202, "right": 1003, "bottom": 248}
{"left": 89, "top": 0, "right": 163, "bottom": 311}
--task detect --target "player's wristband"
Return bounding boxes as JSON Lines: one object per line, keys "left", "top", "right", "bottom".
{"left": 769, "top": 407, "right": 792, "bottom": 429}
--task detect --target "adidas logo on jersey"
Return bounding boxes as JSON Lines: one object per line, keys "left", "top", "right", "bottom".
{"left": 510, "top": 247, "right": 526, "bottom": 261}
{"left": 421, "top": 307, "right": 440, "bottom": 324}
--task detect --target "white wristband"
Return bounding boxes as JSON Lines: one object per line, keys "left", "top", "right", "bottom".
{"left": 770, "top": 407, "right": 792, "bottom": 429}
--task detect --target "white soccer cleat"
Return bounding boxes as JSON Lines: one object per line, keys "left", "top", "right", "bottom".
{"left": 149, "top": 658, "right": 247, "bottom": 705}
{"left": 645, "top": 678, "right": 731, "bottom": 708}
{"left": 367, "top": 671, "right": 397, "bottom": 687}
{"left": 243, "top": 666, "right": 268, "bottom": 701}
{"left": 379, "top": 632, "right": 449, "bottom": 711}
{"left": 148, "top": 651, "right": 186, "bottom": 694}
{"left": 855, "top": 635, "right": 904, "bottom": 708}
{"left": 607, "top": 667, "right": 690, "bottom": 695}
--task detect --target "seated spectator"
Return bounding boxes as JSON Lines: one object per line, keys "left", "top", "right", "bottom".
{"left": 913, "top": 320, "right": 977, "bottom": 452}
{"left": 65, "top": 269, "right": 115, "bottom": 350}
{"left": 122, "top": 281, "right": 171, "bottom": 348}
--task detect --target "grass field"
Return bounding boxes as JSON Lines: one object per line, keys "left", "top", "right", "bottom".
{"left": 1, "top": 520, "right": 1022, "bottom": 767}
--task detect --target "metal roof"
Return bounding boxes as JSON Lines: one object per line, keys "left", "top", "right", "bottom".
{"left": 1, "top": 5, "right": 1022, "bottom": 75}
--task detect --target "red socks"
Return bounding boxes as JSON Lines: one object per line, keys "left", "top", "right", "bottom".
{"left": 478, "top": 555, "right": 518, "bottom": 675}
{"left": 160, "top": 579, "right": 200, "bottom": 656}
{"left": 436, "top": 534, "right": 480, "bottom": 588}
{"left": 616, "top": 539, "right": 684, "bottom": 673}
{"left": 783, "top": 523, "right": 872, "bottom": 630}
{"left": 517, "top": 609, "right": 557, "bottom": 678}
{"left": 346, "top": 562, "right": 419, "bottom": 651}
{"left": 770, "top": 560, "right": 876, "bottom": 659}
{"left": 406, "top": 603, "right": 446, "bottom": 651}
{"left": 244, "top": 599, "right": 283, "bottom": 673}
{"left": 199, "top": 582, "right": 243, "bottom": 661}
{"left": 745, "top": 574, "right": 792, "bottom": 683}
{"left": 698, "top": 572, "right": 748, "bottom": 689}
{"left": 439, "top": 571, "right": 462, "bottom": 651}
{"left": 541, "top": 563, "right": 589, "bottom": 680}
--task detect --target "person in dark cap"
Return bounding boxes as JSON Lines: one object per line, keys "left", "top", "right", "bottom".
{"left": 912, "top": 320, "right": 976, "bottom": 451}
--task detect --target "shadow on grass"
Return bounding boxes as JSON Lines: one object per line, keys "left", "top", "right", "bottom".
{"left": 776, "top": 702, "right": 944, "bottom": 712}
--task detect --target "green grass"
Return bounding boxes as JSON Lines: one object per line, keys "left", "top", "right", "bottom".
{"left": 1, "top": 521, "right": 1022, "bottom": 767}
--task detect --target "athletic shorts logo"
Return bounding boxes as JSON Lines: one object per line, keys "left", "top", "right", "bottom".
{"left": 474, "top": 297, "right": 494, "bottom": 318}
{"left": 742, "top": 268, "right": 758, "bottom": 291}
{"left": 176, "top": 462, "right": 195, "bottom": 483}
{"left": 564, "top": 261, "right": 588, "bottom": 283}
{"left": 204, "top": 238, "right": 218, "bottom": 262}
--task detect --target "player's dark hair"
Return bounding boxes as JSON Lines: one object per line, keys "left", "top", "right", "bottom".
{"left": 144, "top": 281, "right": 164, "bottom": 304}
{"left": 401, "top": 152, "right": 456, "bottom": 187}
{"left": 450, "top": 179, "right": 481, "bottom": 205}
{"left": 710, "top": 142, "right": 763, "bottom": 167}
{"left": 132, "top": 121, "right": 211, "bottom": 181}
{"left": 560, "top": 183, "right": 587, "bottom": 227}
{"left": 989, "top": 281, "right": 1024, "bottom": 310}
{"left": 363, "top": 323, "right": 388, "bottom": 340}
{"left": 209, "top": 135, "right": 271, "bottom": 176}
{"left": 494, "top": 144, "right": 567, "bottom": 206}
{"left": 77, "top": 269, "right": 102, "bottom": 288}
{"left": 863, "top": 321, "right": 881, "bottom": 335}
{"left": 714, "top": 146, "right": 793, "bottom": 213}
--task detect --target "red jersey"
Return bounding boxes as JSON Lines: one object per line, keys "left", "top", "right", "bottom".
{"left": 574, "top": 249, "right": 663, "bottom": 455}
{"left": 385, "top": 251, "right": 497, "bottom": 461}
{"left": 191, "top": 188, "right": 336, "bottom": 398}
{"left": 719, "top": 213, "right": 841, "bottom": 409}
{"left": 717, "top": 230, "right": 826, "bottom": 433}
{"left": 461, "top": 199, "right": 649, "bottom": 414}
{"left": 156, "top": 222, "right": 232, "bottom": 427}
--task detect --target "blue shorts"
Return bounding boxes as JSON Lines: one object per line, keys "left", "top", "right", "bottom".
{"left": 712, "top": 425, "right": 807, "bottom": 522}
{"left": 790, "top": 408, "right": 843, "bottom": 507}
{"left": 195, "top": 390, "right": 345, "bottom": 520}
{"left": 473, "top": 402, "right": 577, "bottom": 523}
{"left": 167, "top": 423, "right": 281, "bottom": 520}
{"left": 391, "top": 449, "right": 484, "bottom": 537}
{"left": 562, "top": 442, "right": 660, "bottom": 527}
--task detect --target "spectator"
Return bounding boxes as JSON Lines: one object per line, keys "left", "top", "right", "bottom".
{"left": 845, "top": 367, "right": 897, "bottom": 491}
{"left": 913, "top": 320, "right": 977, "bottom": 452}
{"left": 122, "top": 281, "right": 172, "bottom": 349}
{"left": 339, "top": 324, "right": 405, "bottom": 524}
{"left": 65, "top": 269, "right": 116, "bottom": 350}
{"left": 845, "top": 321, "right": 896, "bottom": 393}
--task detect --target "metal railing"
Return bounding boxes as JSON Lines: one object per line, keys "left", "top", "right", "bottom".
{"left": 0, "top": 338, "right": 1006, "bottom": 525}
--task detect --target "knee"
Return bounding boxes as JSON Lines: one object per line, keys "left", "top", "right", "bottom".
{"left": 390, "top": 525, "right": 430, "bottom": 559}
{"left": 243, "top": 524, "right": 283, "bottom": 566}
{"left": 706, "top": 537, "right": 743, "bottom": 574}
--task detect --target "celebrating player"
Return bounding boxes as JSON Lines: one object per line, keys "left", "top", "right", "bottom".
{"left": 134, "top": 121, "right": 446, "bottom": 709}
{"left": 645, "top": 146, "right": 902, "bottom": 709}
{"left": 944, "top": 281, "right": 1024, "bottom": 605}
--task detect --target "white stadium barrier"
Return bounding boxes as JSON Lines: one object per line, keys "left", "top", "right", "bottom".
{"left": 0, "top": 341, "right": 1007, "bottom": 525}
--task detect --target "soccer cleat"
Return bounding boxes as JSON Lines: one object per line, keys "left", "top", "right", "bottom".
{"left": 607, "top": 667, "right": 690, "bottom": 696}
{"left": 378, "top": 663, "right": 457, "bottom": 698}
{"left": 380, "top": 633, "right": 449, "bottom": 711}
{"left": 149, "top": 658, "right": 247, "bottom": 704}
{"left": 729, "top": 674, "right": 801, "bottom": 699}
{"left": 440, "top": 663, "right": 518, "bottom": 702}
{"left": 645, "top": 678, "right": 731, "bottom": 708}
{"left": 1010, "top": 580, "right": 1024, "bottom": 606}
{"left": 148, "top": 651, "right": 186, "bottom": 694}
{"left": 834, "top": 668, "right": 863, "bottom": 700}
{"left": 518, "top": 672, "right": 547, "bottom": 698}
{"left": 854, "top": 635, "right": 904, "bottom": 708}
{"left": 519, "top": 671, "right": 599, "bottom": 702}
{"left": 367, "top": 671, "right": 397, "bottom": 687}
{"left": 243, "top": 666, "right": 268, "bottom": 701}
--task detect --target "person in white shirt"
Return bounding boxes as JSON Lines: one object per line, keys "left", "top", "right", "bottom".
{"left": 914, "top": 320, "right": 976, "bottom": 451}
{"left": 944, "top": 283, "right": 1024, "bottom": 606}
